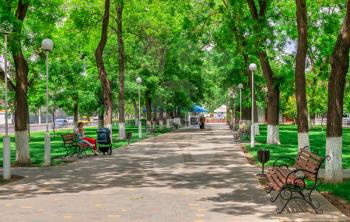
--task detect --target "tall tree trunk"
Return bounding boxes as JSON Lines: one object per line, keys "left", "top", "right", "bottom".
{"left": 146, "top": 94, "right": 152, "bottom": 128}
{"left": 259, "top": 52, "right": 280, "bottom": 144}
{"left": 246, "top": 0, "right": 280, "bottom": 144}
{"left": 38, "top": 107, "right": 42, "bottom": 124}
{"left": 153, "top": 106, "right": 157, "bottom": 128}
{"left": 325, "top": 0, "right": 350, "bottom": 183}
{"left": 11, "top": 0, "right": 31, "bottom": 166}
{"left": 95, "top": 0, "right": 113, "bottom": 135}
{"left": 295, "top": 0, "right": 310, "bottom": 149}
{"left": 52, "top": 108, "right": 56, "bottom": 136}
{"left": 27, "top": 110, "right": 30, "bottom": 139}
{"left": 73, "top": 97, "right": 78, "bottom": 127}
{"left": 98, "top": 107, "right": 104, "bottom": 129}
{"left": 116, "top": 1, "right": 126, "bottom": 139}
{"left": 132, "top": 99, "right": 139, "bottom": 126}
{"left": 159, "top": 107, "right": 164, "bottom": 129}
{"left": 226, "top": 96, "right": 230, "bottom": 124}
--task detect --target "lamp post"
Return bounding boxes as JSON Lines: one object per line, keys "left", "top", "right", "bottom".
{"left": 136, "top": 77, "right": 142, "bottom": 138}
{"left": 238, "top": 83, "right": 243, "bottom": 123}
{"left": 249, "top": 63, "right": 257, "bottom": 148}
{"left": 2, "top": 32, "right": 10, "bottom": 180}
{"left": 41, "top": 39, "right": 53, "bottom": 166}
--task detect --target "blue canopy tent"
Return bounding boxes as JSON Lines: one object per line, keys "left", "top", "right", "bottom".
{"left": 192, "top": 105, "right": 208, "bottom": 113}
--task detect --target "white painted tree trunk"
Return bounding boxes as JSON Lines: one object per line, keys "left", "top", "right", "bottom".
{"left": 106, "top": 123, "right": 112, "bottom": 142}
{"left": 38, "top": 108, "right": 42, "bottom": 124}
{"left": 44, "top": 133, "right": 51, "bottom": 166}
{"left": 3, "top": 136, "right": 11, "bottom": 179}
{"left": 159, "top": 120, "right": 164, "bottom": 129}
{"left": 15, "top": 130, "right": 31, "bottom": 165}
{"left": 267, "top": 125, "right": 280, "bottom": 144}
{"left": 135, "top": 119, "right": 138, "bottom": 127}
{"left": 254, "top": 123, "right": 260, "bottom": 135}
{"left": 325, "top": 137, "right": 343, "bottom": 183}
{"left": 147, "top": 121, "right": 152, "bottom": 128}
{"left": 119, "top": 122, "right": 126, "bottom": 139}
{"left": 166, "top": 119, "right": 171, "bottom": 128}
{"left": 297, "top": 132, "right": 310, "bottom": 150}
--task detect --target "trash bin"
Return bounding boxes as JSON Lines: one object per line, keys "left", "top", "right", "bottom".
{"left": 257, "top": 149, "right": 270, "bottom": 176}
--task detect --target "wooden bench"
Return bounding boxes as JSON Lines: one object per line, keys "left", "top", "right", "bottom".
{"left": 61, "top": 133, "right": 93, "bottom": 159}
{"left": 233, "top": 128, "right": 250, "bottom": 143}
{"left": 266, "top": 146, "right": 329, "bottom": 214}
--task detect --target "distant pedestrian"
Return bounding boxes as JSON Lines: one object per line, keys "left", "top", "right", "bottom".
{"left": 199, "top": 115, "right": 205, "bottom": 129}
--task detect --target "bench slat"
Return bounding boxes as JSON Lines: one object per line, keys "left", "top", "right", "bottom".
{"left": 298, "top": 152, "right": 320, "bottom": 169}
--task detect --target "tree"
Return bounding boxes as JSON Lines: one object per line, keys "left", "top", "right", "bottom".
{"left": 295, "top": 0, "right": 309, "bottom": 149}
{"left": 95, "top": 0, "right": 113, "bottom": 134}
{"left": 325, "top": 0, "right": 350, "bottom": 183}
{"left": 10, "top": 0, "right": 31, "bottom": 165}
{"left": 116, "top": 0, "right": 126, "bottom": 139}
{"left": 246, "top": 0, "right": 280, "bottom": 144}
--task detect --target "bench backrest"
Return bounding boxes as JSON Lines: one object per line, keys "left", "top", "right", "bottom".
{"left": 61, "top": 133, "right": 77, "bottom": 144}
{"left": 294, "top": 148, "right": 323, "bottom": 181}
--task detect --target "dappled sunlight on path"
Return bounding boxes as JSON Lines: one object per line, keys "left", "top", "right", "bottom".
{"left": 3, "top": 124, "right": 342, "bottom": 221}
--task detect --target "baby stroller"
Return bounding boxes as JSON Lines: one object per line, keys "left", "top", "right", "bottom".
{"left": 96, "top": 127, "right": 112, "bottom": 155}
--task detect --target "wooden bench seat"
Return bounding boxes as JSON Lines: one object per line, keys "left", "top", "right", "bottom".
{"left": 61, "top": 133, "right": 93, "bottom": 159}
{"left": 266, "top": 146, "right": 329, "bottom": 214}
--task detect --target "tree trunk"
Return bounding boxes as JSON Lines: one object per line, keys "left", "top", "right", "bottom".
{"left": 153, "top": 107, "right": 157, "bottom": 128}
{"left": 11, "top": 0, "right": 31, "bottom": 166}
{"left": 295, "top": 0, "right": 310, "bottom": 149}
{"left": 116, "top": 2, "right": 126, "bottom": 139}
{"left": 95, "top": 0, "right": 113, "bottom": 134}
{"left": 132, "top": 99, "right": 139, "bottom": 126}
{"left": 38, "top": 107, "right": 42, "bottom": 124}
{"left": 73, "top": 98, "right": 78, "bottom": 127}
{"left": 226, "top": 96, "right": 230, "bottom": 124}
{"left": 146, "top": 93, "right": 152, "bottom": 128}
{"left": 52, "top": 108, "right": 56, "bottom": 135}
{"left": 27, "top": 110, "right": 31, "bottom": 139}
{"left": 98, "top": 109, "right": 104, "bottom": 129}
{"left": 325, "top": 0, "right": 350, "bottom": 183}
{"left": 146, "top": 102, "right": 152, "bottom": 128}
{"left": 159, "top": 107, "right": 164, "bottom": 129}
{"left": 246, "top": 0, "right": 280, "bottom": 144}
{"left": 259, "top": 52, "right": 280, "bottom": 144}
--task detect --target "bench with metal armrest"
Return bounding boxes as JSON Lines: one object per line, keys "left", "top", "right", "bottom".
{"left": 266, "top": 146, "right": 330, "bottom": 214}
{"left": 61, "top": 133, "right": 93, "bottom": 159}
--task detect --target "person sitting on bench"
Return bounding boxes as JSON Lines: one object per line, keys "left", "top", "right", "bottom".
{"left": 75, "top": 122, "right": 98, "bottom": 156}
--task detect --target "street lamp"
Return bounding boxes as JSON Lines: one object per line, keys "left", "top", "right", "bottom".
{"left": 249, "top": 63, "right": 257, "bottom": 148}
{"left": 238, "top": 83, "right": 243, "bottom": 122}
{"left": 2, "top": 32, "right": 10, "bottom": 179}
{"left": 41, "top": 39, "right": 53, "bottom": 166}
{"left": 136, "top": 77, "right": 142, "bottom": 139}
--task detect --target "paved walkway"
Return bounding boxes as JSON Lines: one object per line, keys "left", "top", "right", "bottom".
{"left": 0, "top": 125, "right": 348, "bottom": 221}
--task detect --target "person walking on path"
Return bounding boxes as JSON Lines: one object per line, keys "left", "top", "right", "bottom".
{"left": 75, "top": 122, "right": 98, "bottom": 155}
{"left": 199, "top": 115, "right": 206, "bottom": 129}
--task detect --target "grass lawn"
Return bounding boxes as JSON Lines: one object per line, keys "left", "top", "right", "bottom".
{"left": 0, "top": 125, "right": 172, "bottom": 167}
{"left": 248, "top": 124, "right": 350, "bottom": 168}
{"left": 245, "top": 124, "right": 350, "bottom": 202}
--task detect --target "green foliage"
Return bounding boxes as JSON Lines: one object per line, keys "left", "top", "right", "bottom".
{"left": 1, "top": 0, "right": 350, "bottom": 124}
